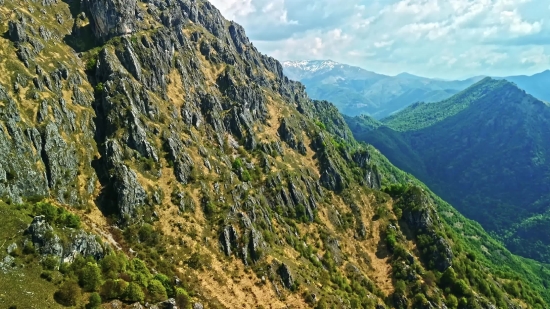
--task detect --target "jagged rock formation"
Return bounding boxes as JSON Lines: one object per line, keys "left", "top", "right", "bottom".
{"left": 0, "top": 0, "right": 548, "bottom": 308}
{"left": 25, "top": 216, "right": 105, "bottom": 262}
{"left": 400, "top": 187, "right": 453, "bottom": 272}
{"left": 85, "top": 0, "right": 139, "bottom": 40}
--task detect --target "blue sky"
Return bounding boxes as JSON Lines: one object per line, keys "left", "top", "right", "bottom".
{"left": 209, "top": 0, "right": 550, "bottom": 79}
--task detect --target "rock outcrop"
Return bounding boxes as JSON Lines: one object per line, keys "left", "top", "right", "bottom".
{"left": 401, "top": 187, "right": 453, "bottom": 272}
{"left": 278, "top": 263, "right": 294, "bottom": 289}
{"left": 85, "top": 0, "right": 139, "bottom": 40}
{"left": 24, "top": 216, "right": 104, "bottom": 262}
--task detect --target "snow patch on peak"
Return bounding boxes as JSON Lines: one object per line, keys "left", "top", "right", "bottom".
{"left": 282, "top": 60, "right": 342, "bottom": 73}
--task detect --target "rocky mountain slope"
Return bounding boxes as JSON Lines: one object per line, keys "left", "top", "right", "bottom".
{"left": 282, "top": 60, "right": 482, "bottom": 118}
{"left": 347, "top": 77, "right": 550, "bottom": 263}
{"left": 0, "top": 1, "right": 549, "bottom": 309}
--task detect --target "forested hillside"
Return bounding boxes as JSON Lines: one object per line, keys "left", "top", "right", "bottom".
{"left": 348, "top": 78, "right": 550, "bottom": 263}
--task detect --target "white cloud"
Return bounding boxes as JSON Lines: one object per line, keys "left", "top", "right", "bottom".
{"left": 374, "top": 40, "right": 395, "bottom": 48}
{"left": 520, "top": 47, "right": 550, "bottom": 66}
{"left": 210, "top": 0, "right": 255, "bottom": 20}
{"left": 209, "top": 0, "right": 550, "bottom": 79}
{"left": 500, "top": 10, "right": 542, "bottom": 35}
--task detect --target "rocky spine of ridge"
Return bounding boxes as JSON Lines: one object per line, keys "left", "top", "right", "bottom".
{"left": 0, "top": 0, "right": 545, "bottom": 308}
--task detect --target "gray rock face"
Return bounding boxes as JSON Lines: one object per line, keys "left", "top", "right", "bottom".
{"left": 116, "top": 37, "right": 142, "bottom": 81}
{"left": 63, "top": 230, "right": 105, "bottom": 263}
{"left": 248, "top": 228, "right": 263, "bottom": 262}
{"left": 8, "top": 20, "right": 27, "bottom": 43}
{"left": 278, "top": 263, "right": 294, "bottom": 289}
{"left": 402, "top": 189, "right": 435, "bottom": 231}
{"left": 0, "top": 87, "right": 49, "bottom": 203}
{"left": 352, "top": 149, "right": 381, "bottom": 189}
{"left": 165, "top": 136, "right": 195, "bottom": 184}
{"left": 86, "top": 0, "right": 139, "bottom": 40}
{"left": 278, "top": 119, "right": 307, "bottom": 155}
{"left": 25, "top": 216, "right": 63, "bottom": 257}
{"left": 42, "top": 122, "right": 79, "bottom": 204}
{"left": 402, "top": 188, "right": 453, "bottom": 272}
{"left": 320, "top": 157, "right": 346, "bottom": 192}
{"left": 220, "top": 225, "right": 239, "bottom": 256}
{"left": 350, "top": 203, "right": 367, "bottom": 239}
{"left": 0, "top": 255, "right": 16, "bottom": 273}
{"left": 25, "top": 216, "right": 104, "bottom": 262}
{"left": 105, "top": 140, "right": 147, "bottom": 219}
{"left": 6, "top": 243, "right": 18, "bottom": 255}
{"left": 126, "top": 110, "right": 159, "bottom": 162}
{"left": 113, "top": 163, "right": 146, "bottom": 219}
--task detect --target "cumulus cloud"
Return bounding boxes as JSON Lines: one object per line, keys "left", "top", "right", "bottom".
{"left": 209, "top": 0, "right": 550, "bottom": 79}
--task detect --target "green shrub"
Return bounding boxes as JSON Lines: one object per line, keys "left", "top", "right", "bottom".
{"left": 153, "top": 274, "right": 174, "bottom": 297}
{"left": 79, "top": 262, "right": 103, "bottom": 292}
{"left": 85, "top": 57, "right": 97, "bottom": 72}
{"left": 86, "top": 293, "right": 102, "bottom": 309}
{"left": 54, "top": 280, "right": 81, "bottom": 306}
{"left": 23, "top": 241, "right": 35, "bottom": 254}
{"left": 175, "top": 288, "right": 192, "bottom": 309}
{"left": 453, "top": 279, "right": 471, "bottom": 297}
{"left": 124, "top": 282, "right": 145, "bottom": 303}
{"left": 61, "top": 212, "right": 81, "bottom": 228}
{"left": 232, "top": 158, "right": 243, "bottom": 170}
{"left": 129, "top": 259, "right": 152, "bottom": 284}
{"left": 414, "top": 293, "right": 429, "bottom": 307}
{"left": 95, "top": 83, "right": 104, "bottom": 93}
{"left": 240, "top": 169, "right": 252, "bottom": 182}
{"left": 315, "top": 120, "right": 326, "bottom": 131}
{"left": 147, "top": 279, "right": 168, "bottom": 302}
{"left": 101, "top": 253, "right": 126, "bottom": 279}
{"left": 138, "top": 224, "right": 159, "bottom": 246}
{"left": 101, "top": 279, "right": 129, "bottom": 300}
{"left": 34, "top": 202, "right": 81, "bottom": 228}
{"left": 315, "top": 299, "right": 328, "bottom": 309}
{"left": 42, "top": 255, "right": 59, "bottom": 271}
{"left": 446, "top": 294, "right": 458, "bottom": 309}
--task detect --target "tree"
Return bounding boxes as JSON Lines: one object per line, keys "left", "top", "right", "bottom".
{"left": 100, "top": 279, "right": 129, "bottom": 300}
{"left": 79, "top": 262, "right": 103, "bottom": 292}
{"left": 129, "top": 259, "right": 152, "bottom": 287}
{"left": 124, "top": 282, "right": 145, "bottom": 303}
{"left": 86, "top": 293, "right": 102, "bottom": 309}
{"left": 147, "top": 279, "right": 168, "bottom": 303}
{"left": 154, "top": 274, "right": 174, "bottom": 297}
{"left": 54, "top": 280, "right": 81, "bottom": 306}
{"left": 101, "top": 253, "right": 126, "bottom": 279}
{"left": 446, "top": 294, "right": 458, "bottom": 309}
{"left": 414, "top": 293, "right": 429, "bottom": 307}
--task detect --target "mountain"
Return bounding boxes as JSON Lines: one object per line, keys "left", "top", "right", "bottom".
{"left": 501, "top": 70, "right": 550, "bottom": 103}
{"left": 0, "top": 1, "right": 549, "bottom": 309}
{"left": 282, "top": 60, "right": 483, "bottom": 119}
{"left": 348, "top": 77, "right": 550, "bottom": 263}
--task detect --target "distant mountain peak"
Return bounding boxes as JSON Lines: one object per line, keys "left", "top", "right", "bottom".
{"left": 395, "top": 72, "right": 420, "bottom": 79}
{"left": 282, "top": 60, "right": 346, "bottom": 73}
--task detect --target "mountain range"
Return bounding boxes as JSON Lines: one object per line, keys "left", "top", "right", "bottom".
{"left": 347, "top": 77, "right": 550, "bottom": 263}
{"left": 283, "top": 60, "right": 550, "bottom": 119}
{"left": 0, "top": 0, "right": 549, "bottom": 309}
